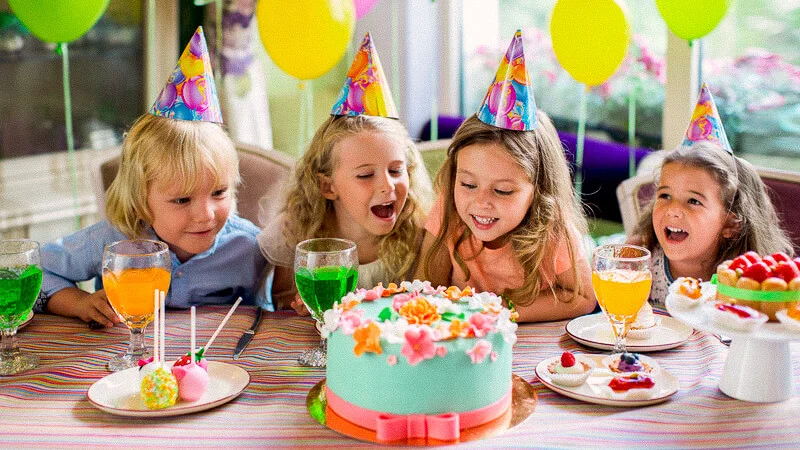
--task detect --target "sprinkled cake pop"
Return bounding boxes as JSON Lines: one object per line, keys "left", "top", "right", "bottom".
{"left": 141, "top": 290, "right": 178, "bottom": 409}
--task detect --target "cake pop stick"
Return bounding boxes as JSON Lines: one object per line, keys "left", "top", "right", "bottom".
{"left": 160, "top": 290, "right": 166, "bottom": 364}
{"left": 201, "top": 296, "right": 243, "bottom": 355}
{"left": 190, "top": 306, "right": 196, "bottom": 364}
{"left": 153, "top": 289, "right": 160, "bottom": 364}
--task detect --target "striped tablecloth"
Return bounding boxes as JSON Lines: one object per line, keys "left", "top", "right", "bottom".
{"left": 1, "top": 307, "right": 798, "bottom": 448}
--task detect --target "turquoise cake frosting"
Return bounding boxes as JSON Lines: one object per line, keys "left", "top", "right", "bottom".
{"left": 323, "top": 280, "right": 517, "bottom": 416}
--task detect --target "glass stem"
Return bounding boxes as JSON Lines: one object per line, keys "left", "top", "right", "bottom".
{"left": 1, "top": 327, "right": 20, "bottom": 358}
{"left": 128, "top": 326, "right": 147, "bottom": 358}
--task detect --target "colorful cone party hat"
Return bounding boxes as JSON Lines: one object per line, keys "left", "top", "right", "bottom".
{"left": 331, "top": 32, "right": 398, "bottom": 119}
{"left": 682, "top": 83, "right": 732, "bottom": 154}
{"left": 477, "top": 30, "right": 538, "bottom": 131}
{"left": 150, "top": 26, "right": 223, "bottom": 123}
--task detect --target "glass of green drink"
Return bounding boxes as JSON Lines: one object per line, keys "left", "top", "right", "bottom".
{"left": 0, "top": 239, "right": 43, "bottom": 376}
{"left": 294, "top": 238, "right": 358, "bottom": 367}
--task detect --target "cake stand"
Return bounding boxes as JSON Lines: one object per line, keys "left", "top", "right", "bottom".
{"left": 666, "top": 294, "right": 799, "bottom": 402}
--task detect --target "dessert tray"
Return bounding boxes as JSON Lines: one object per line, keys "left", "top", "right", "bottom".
{"left": 566, "top": 313, "right": 693, "bottom": 352}
{"left": 535, "top": 354, "right": 679, "bottom": 407}
{"left": 665, "top": 283, "right": 800, "bottom": 402}
{"left": 87, "top": 361, "right": 249, "bottom": 417}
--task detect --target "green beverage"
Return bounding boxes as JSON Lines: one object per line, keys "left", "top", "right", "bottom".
{"left": 0, "top": 265, "right": 43, "bottom": 328}
{"left": 295, "top": 265, "right": 358, "bottom": 321}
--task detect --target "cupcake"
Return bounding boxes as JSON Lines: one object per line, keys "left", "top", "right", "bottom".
{"left": 603, "top": 352, "right": 655, "bottom": 374}
{"left": 669, "top": 277, "right": 706, "bottom": 309}
{"left": 546, "top": 351, "right": 594, "bottom": 387}
{"left": 627, "top": 303, "right": 660, "bottom": 340}
{"left": 709, "top": 302, "right": 768, "bottom": 332}
{"left": 775, "top": 305, "right": 800, "bottom": 332}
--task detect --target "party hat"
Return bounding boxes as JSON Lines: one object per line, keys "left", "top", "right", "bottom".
{"left": 331, "top": 32, "right": 398, "bottom": 119}
{"left": 477, "top": 30, "right": 537, "bottom": 131}
{"left": 682, "top": 83, "right": 732, "bottom": 154}
{"left": 150, "top": 26, "right": 223, "bottom": 123}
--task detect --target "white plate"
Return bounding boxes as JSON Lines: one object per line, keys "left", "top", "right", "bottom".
{"left": 535, "top": 354, "right": 679, "bottom": 407}
{"left": 566, "top": 312, "right": 694, "bottom": 352}
{"left": 87, "top": 361, "right": 249, "bottom": 417}
{"left": 19, "top": 311, "right": 34, "bottom": 329}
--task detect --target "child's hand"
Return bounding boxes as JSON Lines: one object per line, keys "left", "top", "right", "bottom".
{"left": 291, "top": 294, "right": 310, "bottom": 316}
{"left": 76, "top": 290, "right": 120, "bottom": 328}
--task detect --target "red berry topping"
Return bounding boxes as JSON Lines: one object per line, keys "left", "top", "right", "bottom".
{"left": 729, "top": 255, "right": 752, "bottom": 271}
{"left": 771, "top": 252, "right": 791, "bottom": 263}
{"left": 743, "top": 251, "right": 762, "bottom": 264}
{"left": 741, "top": 261, "right": 771, "bottom": 283}
{"left": 174, "top": 354, "right": 192, "bottom": 367}
{"left": 715, "top": 303, "right": 759, "bottom": 319}
{"left": 560, "top": 351, "right": 576, "bottom": 368}
{"left": 773, "top": 261, "right": 800, "bottom": 283}
{"left": 608, "top": 373, "right": 655, "bottom": 392}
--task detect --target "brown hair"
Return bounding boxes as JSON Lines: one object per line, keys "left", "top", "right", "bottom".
{"left": 632, "top": 142, "right": 793, "bottom": 261}
{"left": 106, "top": 114, "right": 239, "bottom": 238}
{"left": 423, "top": 112, "right": 587, "bottom": 307}
{"left": 283, "top": 115, "right": 432, "bottom": 281}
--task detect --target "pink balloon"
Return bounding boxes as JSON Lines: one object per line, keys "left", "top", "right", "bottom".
{"left": 487, "top": 82, "right": 516, "bottom": 115}
{"left": 354, "top": 0, "right": 379, "bottom": 20}
{"left": 182, "top": 76, "right": 209, "bottom": 112}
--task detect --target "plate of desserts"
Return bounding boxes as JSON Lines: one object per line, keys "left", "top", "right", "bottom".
{"left": 535, "top": 351, "right": 679, "bottom": 407}
{"left": 566, "top": 304, "right": 694, "bottom": 352}
{"left": 88, "top": 360, "right": 250, "bottom": 417}
{"left": 19, "top": 310, "right": 34, "bottom": 329}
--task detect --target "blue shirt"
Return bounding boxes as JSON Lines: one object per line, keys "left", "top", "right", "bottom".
{"left": 38, "top": 215, "right": 273, "bottom": 312}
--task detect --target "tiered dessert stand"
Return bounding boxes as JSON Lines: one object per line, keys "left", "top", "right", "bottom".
{"left": 666, "top": 293, "right": 799, "bottom": 402}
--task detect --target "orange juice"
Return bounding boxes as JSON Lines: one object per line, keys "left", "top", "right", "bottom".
{"left": 103, "top": 267, "right": 171, "bottom": 325}
{"left": 592, "top": 269, "right": 652, "bottom": 317}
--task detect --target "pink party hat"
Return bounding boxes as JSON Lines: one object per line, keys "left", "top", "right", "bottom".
{"left": 331, "top": 32, "right": 398, "bottom": 118}
{"left": 477, "top": 30, "right": 537, "bottom": 131}
{"left": 682, "top": 83, "right": 732, "bottom": 154}
{"left": 150, "top": 26, "right": 223, "bottom": 123}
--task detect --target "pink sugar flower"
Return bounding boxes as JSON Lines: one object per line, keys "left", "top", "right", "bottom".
{"left": 391, "top": 291, "right": 418, "bottom": 311}
{"left": 468, "top": 313, "right": 495, "bottom": 337}
{"left": 436, "top": 345, "right": 448, "bottom": 357}
{"left": 490, "top": 351, "right": 498, "bottom": 362}
{"left": 401, "top": 327, "right": 436, "bottom": 366}
{"left": 363, "top": 287, "right": 382, "bottom": 301}
{"left": 387, "top": 354, "right": 398, "bottom": 366}
{"left": 339, "top": 310, "right": 364, "bottom": 335}
{"left": 466, "top": 340, "right": 492, "bottom": 364}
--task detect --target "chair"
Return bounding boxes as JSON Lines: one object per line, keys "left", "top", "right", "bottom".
{"left": 92, "top": 143, "right": 296, "bottom": 228}
{"left": 616, "top": 164, "right": 800, "bottom": 254}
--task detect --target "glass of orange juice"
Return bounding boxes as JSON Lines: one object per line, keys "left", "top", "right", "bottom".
{"left": 592, "top": 244, "right": 652, "bottom": 355}
{"left": 103, "top": 240, "right": 171, "bottom": 371}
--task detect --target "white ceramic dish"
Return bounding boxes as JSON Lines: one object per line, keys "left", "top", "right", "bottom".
{"left": 566, "top": 313, "right": 693, "bottom": 352}
{"left": 535, "top": 354, "right": 679, "bottom": 407}
{"left": 87, "top": 361, "right": 249, "bottom": 417}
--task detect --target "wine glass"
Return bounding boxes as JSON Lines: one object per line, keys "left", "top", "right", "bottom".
{"left": 0, "top": 239, "right": 42, "bottom": 376}
{"left": 591, "top": 244, "right": 652, "bottom": 355}
{"left": 102, "top": 239, "right": 171, "bottom": 372}
{"left": 294, "top": 238, "right": 358, "bottom": 367}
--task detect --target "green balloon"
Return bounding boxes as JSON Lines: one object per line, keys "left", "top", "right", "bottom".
{"left": 655, "top": 0, "right": 729, "bottom": 41}
{"left": 8, "top": 0, "right": 110, "bottom": 43}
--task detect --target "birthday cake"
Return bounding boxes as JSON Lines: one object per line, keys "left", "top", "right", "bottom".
{"left": 323, "top": 280, "right": 518, "bottom": 442}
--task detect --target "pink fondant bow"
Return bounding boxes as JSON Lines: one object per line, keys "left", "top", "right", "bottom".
{"left": 375, "top": 412, "right": 460, "bottom": 441}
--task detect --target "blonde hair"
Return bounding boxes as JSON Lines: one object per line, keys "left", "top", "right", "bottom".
{"left": 423, "top": 113, "right": 587, "bottom": 307}
{"left": 283, "top": 115, "right": 431, "bottom": 281}
{"left": 632, "top": 142, "right": 793, "bottom": 260}
{"left": 106, "top": 114, "right": 240, "bottom": 238}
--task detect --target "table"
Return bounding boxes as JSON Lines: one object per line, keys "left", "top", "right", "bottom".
{"left": 1, "top": 307, "right": 798, "bottom": 447}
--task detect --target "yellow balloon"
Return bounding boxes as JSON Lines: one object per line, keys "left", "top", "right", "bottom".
{"left": 256, "top": 0, "right": 355, "bottom": 80}
{"left": 550, "top": 0, "right": 630, "bottom": 87}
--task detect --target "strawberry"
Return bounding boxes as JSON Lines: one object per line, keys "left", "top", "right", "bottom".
{"left": 794, "top": 258, "right": 800, "bottom": 269}
{"left": 743, "top": 251, "right": 762, "bottom": 264}
{"left": 771, "top": 252, "right": 791, "bottom": 263}
{"left": 773, "top": 261, "right": 800, "bottom": 283}
{"left": 560, "top": 351, "right": 576, "bottom": 368}
{"left": 762, "top": 255, "right": 778, "bottom": 269}
{"left": 741, "top": 261, "right": 771, "bottom": 283}
{"left": 729, "top": 255, "right": 752, "bottom": 271}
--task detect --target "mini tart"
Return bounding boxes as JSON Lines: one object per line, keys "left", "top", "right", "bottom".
{"left": 708, "top": 302, "right": 768, "bottom": 332}
{"left": 669, "top": 277, "right": 707, "bottom": 309}
{"left": 546, "top": 356, "right": 594, "bottom": 387}
{"left": 775, "top": 307, "right": 800, "bottom": 332}
{"left": 627, "top": 303, "right": 660, "bottom": 340}
{"left": 599, "top": 373, "right": 657, "bottom": 400}
{"left": 602, "top": 353, "right": 656, "bottom": 374}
